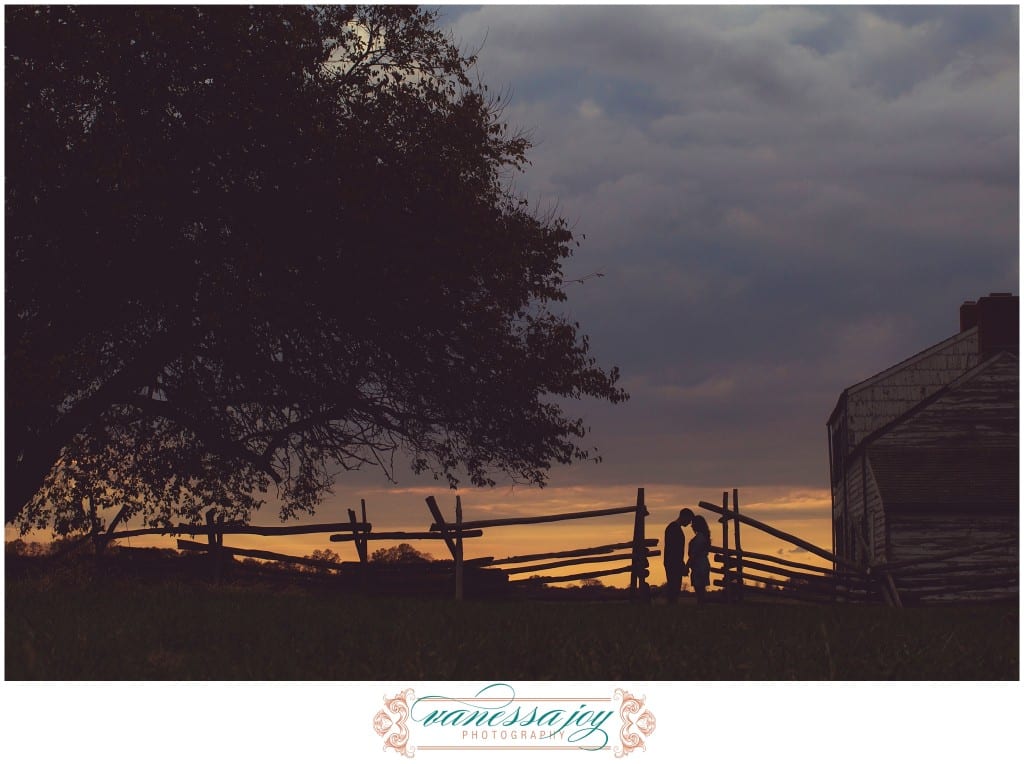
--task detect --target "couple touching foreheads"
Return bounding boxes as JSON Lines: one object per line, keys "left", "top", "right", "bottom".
{"left": 663, "top": 508, "right": 712, "bottom": 604}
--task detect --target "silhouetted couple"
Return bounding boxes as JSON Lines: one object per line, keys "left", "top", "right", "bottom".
{"left": 663, "top": 508, "right": 712, "bottom": 604}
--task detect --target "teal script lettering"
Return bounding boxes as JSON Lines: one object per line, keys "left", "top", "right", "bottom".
{"left": 409, "top": 683, "right": 613, "bottom": 750}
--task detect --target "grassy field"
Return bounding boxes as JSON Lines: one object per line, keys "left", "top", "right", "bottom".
{"left": 5, "top": 566, "right": 1018, "bottom": 680}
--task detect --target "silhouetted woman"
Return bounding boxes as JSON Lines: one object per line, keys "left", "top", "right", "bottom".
{"left": 688, "top": 515, "right": 712, "bottom": 604}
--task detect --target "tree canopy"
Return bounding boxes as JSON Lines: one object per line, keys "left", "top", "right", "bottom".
{"left": 370, "top": 544, "right": 433, "bottom": 564}
{"left": 6, "top": 5, "right": 626, "bottom": 535}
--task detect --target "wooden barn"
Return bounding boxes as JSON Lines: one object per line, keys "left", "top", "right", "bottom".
{"left": 827, "top": 293, "right": 1019, "bottom": 603}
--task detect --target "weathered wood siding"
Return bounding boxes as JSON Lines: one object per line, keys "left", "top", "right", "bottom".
{"left": 831, "top": 469, "right": 847, "bottom": 564}
{"left": 833, "top": 454, "right": 874, "bottom": 568}
{"left": 868, "top": 354, "right": 1018, "bottom": 602}
{"left": 887, "top": 514, "right": 1018, "bottom": 603}
{"left": 828, "top": 323, "right": 1016, "bottom": 603}
{"left": 844, "top": 329, "right": 980, "bottom": 450}
{"left": 871, "top": 352, "right": 1017, "bottom": 451}
{"left": 846, "top": 455, "right": 864, "bottom": 522}
{"left": 832, "top": 476, "right": 845, "bottom": 521}
{"left": 864, "top": 461, "right": 886, "bottom": 566}
{"left": 835, "top": 453, "right": 891, "bottom": 569}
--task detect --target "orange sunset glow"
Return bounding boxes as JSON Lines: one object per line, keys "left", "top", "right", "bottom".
{"left": 7, "top": 482, "right": 835, "bottom": 590}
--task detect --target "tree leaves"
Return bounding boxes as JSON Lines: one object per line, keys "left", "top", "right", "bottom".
{"left": 7, "top": 5, "right": 627, "bottom": 535}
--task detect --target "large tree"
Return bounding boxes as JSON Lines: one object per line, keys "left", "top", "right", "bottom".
{"left": 6, "top": 5, "right": 626, "bottom": 535}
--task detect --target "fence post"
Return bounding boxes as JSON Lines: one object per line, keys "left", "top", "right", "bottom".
{"left": 424, "top": 496, "right": 457, "bottom": 558}
{"left": 217, "top": 511, "right": 232, "bottom": 576}
{"left": 98, "top": 503, "right": 130, "bottom": 556}
{"left": 883, "top": 571, "right": 904, "bottom": 609}
{"left": 360, "top": 499, "right": 369, "bottom": 590}
{"left": 88, "top": 496, "right": 103, "bottom": 558}
{"left": 425, "top": 496, "right": 460, "bottom": 600}
{"left": 455, "top": 496, "right": 464, "bottom": 602}
{"left": 348, "top": 506, "right": 368, "bottom": 591}
{"left": 631, "top": 488, "right": 650, "bottom": 603}
{"left": 347, "top": 508, "right": 368, "bottom": 563}
{"left": 733, "top": 488, "right": 743, "bottom": 602}
{"left": 719, "top": 492, "right": 731, "bottom": 602}
{"left": 205, "top": 508, "right": 222, "bottom": 583}
{"left": 628, "top": 495, "right": 638, "bottom": 598}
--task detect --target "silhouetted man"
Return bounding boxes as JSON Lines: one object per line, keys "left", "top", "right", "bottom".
{"left": 663, "top": 508, "right": 694, "bottom": 603}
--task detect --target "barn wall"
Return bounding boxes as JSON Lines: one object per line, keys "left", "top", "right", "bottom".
{"left": 846, "top": 456, "right": 864, "bottom": 521}
{"left": 832, "top": 467, "right": 846, "bottom": 562}
{"left": 872, "top": 352, "right": 1018, "bottom": 451}
{"left": 864, "top": 461, "right": 886, "bottom": 566}
{"left": 840, "top": 455, "right": 867, "bottom": 566}
{"left": 887, "top": 514, "right": 1018, "bottom": 603}
{"left": 846, "top": 330, "right": 980, "bottom": 450}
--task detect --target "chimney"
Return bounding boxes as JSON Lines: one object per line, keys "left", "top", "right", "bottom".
{"left": 973, "top": 292, "right": 1018, "bottom": 356}
{"left": 959, "top": 300, "right": 978, "bottom": 332}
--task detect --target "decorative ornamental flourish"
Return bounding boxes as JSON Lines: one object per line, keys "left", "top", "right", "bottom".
{"left": 373, "top": 688, "right": 416, "bottom": 757}
{"left": 613, "top": 688, "right": 656, "bottom": 757}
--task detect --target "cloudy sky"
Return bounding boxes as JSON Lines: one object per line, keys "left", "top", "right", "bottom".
{"left": 438, "top": 3, "right": 1018, "bottom": 479}
{"left": 246, "top": 4, "right": 1022, "bottom": 563}
{"left": 300, "top": 4, "right": 1019, "bottom": 569}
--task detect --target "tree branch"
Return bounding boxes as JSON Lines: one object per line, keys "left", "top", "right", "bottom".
{"left": 7, "top": 324, "right": 197, "bottom": 522}
{"left": 128, "top": 396, "right": 282, "bottom": 483}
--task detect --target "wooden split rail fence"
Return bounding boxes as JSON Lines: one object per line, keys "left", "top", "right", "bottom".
{"left": 698, "top": 489, "right": 1016, "bottom": 606}
{"left": 91, "top": 489, "right": 659, "bottom": 600}
{"left": 89, "top": 485, "right": 1012, "bottom": 606}
{"left": 415, "top": 487, "right": 658, "bottom": 600}
{"left": 697, "top": 491, "right": 874, "bottom": 604}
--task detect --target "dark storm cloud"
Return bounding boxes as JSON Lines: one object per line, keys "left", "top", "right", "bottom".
{"left": 437, "top": 6, "right": 1018, "bottom": 489}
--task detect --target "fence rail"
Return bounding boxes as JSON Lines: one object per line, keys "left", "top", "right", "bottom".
{"left": 423, "top": 488, "right": 655, "bottom": 601}
{"left": 327, "top": 530, "right": 483, "bottom": 542}
{"left": 698, "top": 491, "right": 873, "bottom": 605}
{"left": 481, "top": 539, "right": 657, "bottom": 567}
{"left": 85, "top": 490, "right": 658, "bottom": 599}
{"left": 80, "top": 483, "right": 1012, "bottom": 605}
{"left": 177, "top": 539, "right": 346, "bottom": 571}
{"left": 698, "top": 490, "right": 1016, "bottom": 605}
{"left": 521, "top": 565, "right": 635, "bottom": 586}
{"left": 105, "top": 521, "right": 372, "bottom": 541}
{"left": 428, "top": 504, "right": 640, "bottom": 532}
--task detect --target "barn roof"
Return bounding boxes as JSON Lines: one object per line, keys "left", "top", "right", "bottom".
{"left": 826, "top": 327, "right": 979, "bottom": 428}
{"left": 846, "top": 326, "right": 978, "bottom": 396}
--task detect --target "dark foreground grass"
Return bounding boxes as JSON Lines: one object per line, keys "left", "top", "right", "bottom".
{"left": 6, "top": 572, "right": 1018, "bottom": 680}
